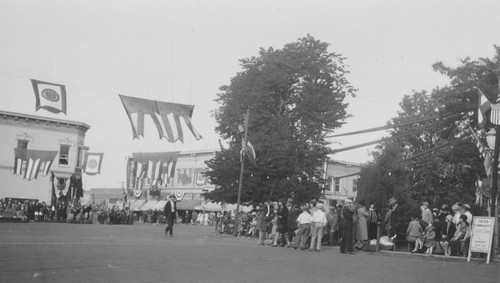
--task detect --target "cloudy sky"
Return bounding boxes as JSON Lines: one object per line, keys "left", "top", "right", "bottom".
{"left": 1, "top": 0, "right": 499, "bottom": 189}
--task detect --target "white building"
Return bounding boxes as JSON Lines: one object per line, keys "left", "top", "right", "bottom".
{"left": 0, "top": 110, "right": 90, "bottom": 202}
{"left": 323, "top": 160, "right": 363, "bottom": 202}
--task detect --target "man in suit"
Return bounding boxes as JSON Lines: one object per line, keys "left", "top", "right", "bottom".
{"left": 164, "top": 195, "right": 177, "bottom": 236}
{"left": 340, "top": 200, "right": 354, "bottom": 254}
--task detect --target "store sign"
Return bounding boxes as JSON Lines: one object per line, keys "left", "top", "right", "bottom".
{"left": 467, "top": 217, "right": 495, "bottom": 264}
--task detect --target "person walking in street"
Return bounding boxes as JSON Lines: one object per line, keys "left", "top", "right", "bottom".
{"left": 164, "top": 195, "right": 177, "bottom": 237}
{"left": 340, "top": 200, "right": 354, "bottom": 254}
{"left": 272, "top": 199, "right": 289, "bottom": 247}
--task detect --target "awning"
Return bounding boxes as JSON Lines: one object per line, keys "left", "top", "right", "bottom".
{"left": 153, "top": 200, "right": 167, "bottom": 210}
{"left": 176, "top": 200, "right": 202, "bottom": 210}
{"left": 141, "top": 200, "right": 159, "bottom": 211}
{"left": 130, "top": 199, "right": 145, "bottom": 210}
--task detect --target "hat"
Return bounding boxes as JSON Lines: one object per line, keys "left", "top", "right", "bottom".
{"left": 300, "top": 204, "right": 309, "bottom": 211}
{"left": 316, "top": 203, "right": 324, "bottom": 209}
{"left": 388, "top": 197, "right": 397, "bottom": 206}
{"left": 169, "top": 195, "right": 176, "bottom": 199}
{"left": 432, "top": 208, "right": 439, "bottom": 212}
{"left": 463, "top": 204, "right": 471, "bottom": 210}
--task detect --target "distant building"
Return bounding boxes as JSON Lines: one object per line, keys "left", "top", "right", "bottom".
{"left": 0, "top": 110, "right": 90, "bottom": 202}
{"left": 323, "top": 160, "right": 363, "bottom": 202}
{"left": 124, "top": 149, "right": 217, "bottom": 210}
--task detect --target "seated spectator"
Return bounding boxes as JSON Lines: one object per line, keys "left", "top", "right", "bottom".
{"left": 450, "top": 214, "right": 471, "bottom": 256}
{"left": 423, "top": 223, "right": 436, "bottom": 254}
{"left": 406, "top": 215, "right": 421, "bottom": 245}
{"left": 438, "top": 214, "right": 456, "bottom": 256}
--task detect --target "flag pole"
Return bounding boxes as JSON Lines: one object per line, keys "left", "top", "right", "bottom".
{"left": 234, "top": 109, "right": 250, "bottom": 236}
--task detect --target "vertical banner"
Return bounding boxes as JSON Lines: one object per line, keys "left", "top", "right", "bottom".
{"left": 83, "top": 152, "right": 104, "bottom": 175}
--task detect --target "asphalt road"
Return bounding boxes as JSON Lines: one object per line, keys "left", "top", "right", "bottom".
{"left": 0, "top": 222, "right": 498, "bottom": 283}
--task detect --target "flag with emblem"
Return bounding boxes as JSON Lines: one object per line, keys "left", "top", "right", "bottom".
{"left": 83, "top": 152, "right": 104, "bottom": 175}
{"left": 14, "top": 148, "right": 58, "bottom": 180}
{"left": 31, "top": 79, "right": 67, "bottom": 114}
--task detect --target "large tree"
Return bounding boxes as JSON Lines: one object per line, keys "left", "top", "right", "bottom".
{"left": 357, "top": 46, "right": 500, "bottom": 211}
{"left": 204, "top": 35, "right": 356, "bottom": 204}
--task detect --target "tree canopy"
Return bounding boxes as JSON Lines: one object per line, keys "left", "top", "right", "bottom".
{"left": 204, "top": 35, "right": 356, "bottom": 204}
{"left": 357, "top": 46, "right": 500, "bottom": 213}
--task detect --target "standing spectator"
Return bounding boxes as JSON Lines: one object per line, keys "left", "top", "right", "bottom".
{"left": 272, "top": 199, "right": 288, "bottom": 247}
{"left": 256, "top": 207, "right": 268, "bottom": 245}
{"left": 309, "top": 202, "right": 327, "bottom": 251}
{"left": 420, "top": 202, "right": 433, "bottom": 225}
{"left": 286, "top": 203, "right": 300, "bottom": 246}
{"left": 368, "top": 203, "right": 380, "bottom": 241}
{"left": 451, "top": 203, "right": 461, "bottom": 225}
{"left": 460, "top": 204, "right": 473, "bottom": 226}
{"left": 340, "top": 200, "right": 354, "bottom": 254}
{"left": 437, "top": 204, "right": 450, "bottom": 222}
{"left": 386, "top": 197, "right": 404, "bottom": 239}
{"left": 355, "top": 200, "right": 370, "bottom": 251}
{"left": 293, "top": 204, "right": 312, "bottom": 251}
{"left": 327, "top": 206, "right": 340, "bottom": 246}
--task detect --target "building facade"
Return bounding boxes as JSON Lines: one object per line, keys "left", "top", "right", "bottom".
{"left": 125, "top": 149, "right": 217, "bottom": 210}
{"left": 323, "top": 160, "right": 362, "bottom": 202}
{"left": 0, "top": 110, "right": 90, "bottom": 203}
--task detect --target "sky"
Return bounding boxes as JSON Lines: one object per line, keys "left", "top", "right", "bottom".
{"left": 0, "top": 0, "right": 499, "bottom": 190}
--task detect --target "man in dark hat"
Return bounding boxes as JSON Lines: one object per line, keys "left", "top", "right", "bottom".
{"left": 164, "top": 195, "right": 177, "bottom": 236}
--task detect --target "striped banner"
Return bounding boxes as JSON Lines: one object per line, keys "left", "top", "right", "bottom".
{"left": 490, "top": 103, "right": 500, "bottom": 125}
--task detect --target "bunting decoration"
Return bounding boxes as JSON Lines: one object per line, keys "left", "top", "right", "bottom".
{"left": 83, "top": 152, "right": 104, "bottom": 175}
{"left": 174, "top": 192, "right": 185, "bottom": 201}
{"left": 240, "top": 139, "right": 256, "bottom": 164}
{"left": 477, "top": 87, "right": 492, "bottom": 127}
{"left": 468, "top": 126, "right": 494, "bottom": 176}
{"left": 119, "top": 95, "right": 202, "bottom": 142}
{"left": 31, "top": 79, "right": 67, "bottom": 114}
{"left": 14, "top": 149, "right": 58, "bottom": 180}
{"left": 127, "top": 151, "right": 180, "bottom": 198}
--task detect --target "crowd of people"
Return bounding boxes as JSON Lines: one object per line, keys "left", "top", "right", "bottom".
{"left": 404, "top": 201, "right": 474, "bottom": 257}
{"left": 0, "top": 198, "right": 133, "bottom": 225}
{"left": 1, "top": 195, "right": 482, "bottom": 258}
{"left": 214, "top": 197, "right": 480, "bottom": 258}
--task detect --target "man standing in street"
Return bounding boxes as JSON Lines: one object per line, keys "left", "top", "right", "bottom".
{"left": 340, "top": 200, "right": 354, "bottom": 254}
{"left": 164, "top": 195, "right": 177, "bottom": 237}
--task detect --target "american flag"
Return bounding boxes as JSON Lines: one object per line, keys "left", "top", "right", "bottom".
{"left": 14, "top": 149, "right": 58, "bottom": 180}
{"left": 119, "top": 95, "right": 202, "bottom": 142}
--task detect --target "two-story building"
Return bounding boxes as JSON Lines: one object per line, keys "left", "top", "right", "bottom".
{"left": 0, "top": 110, "right": 90, "bottom": 203}
{"left": 322, "top": 159, "right": 362, "bottom": 203}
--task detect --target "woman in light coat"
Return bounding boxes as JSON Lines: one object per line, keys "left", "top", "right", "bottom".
{"left": 355, "top": 200, "right": 370, "bottom": 251}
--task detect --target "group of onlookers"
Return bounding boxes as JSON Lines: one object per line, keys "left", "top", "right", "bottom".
{"left": 0, "top": 198, "right": 132, "bottom": 225}
{"left": 405, "top": 202, "right": 474, "bottom": 257}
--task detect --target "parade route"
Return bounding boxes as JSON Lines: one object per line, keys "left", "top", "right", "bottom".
{"left": 0, "top": 222, "right": 498, "bottom": 283}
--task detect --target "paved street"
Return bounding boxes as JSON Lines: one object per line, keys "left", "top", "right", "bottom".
{"left": 0, "top": 222, "right": 498, "bottom": 283}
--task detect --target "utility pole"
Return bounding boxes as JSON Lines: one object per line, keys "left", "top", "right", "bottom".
{"left": 234, "top": 109, "right": 250, "bottom": 237}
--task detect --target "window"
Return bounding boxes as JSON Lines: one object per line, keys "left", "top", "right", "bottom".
{"left": 59, "top": 145, "right": 70, "bottom": 165}
{"left": 76, "top": 147, "right": 83, "bottom": 167}
{"left": 17, "top": 139, "right": 28, "bottom": 149}
{"left": 353, "top": 178, "right": 358, "bottom": 192}
{"left": 334, "top": 178, "right": 340, "bottom": 192}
